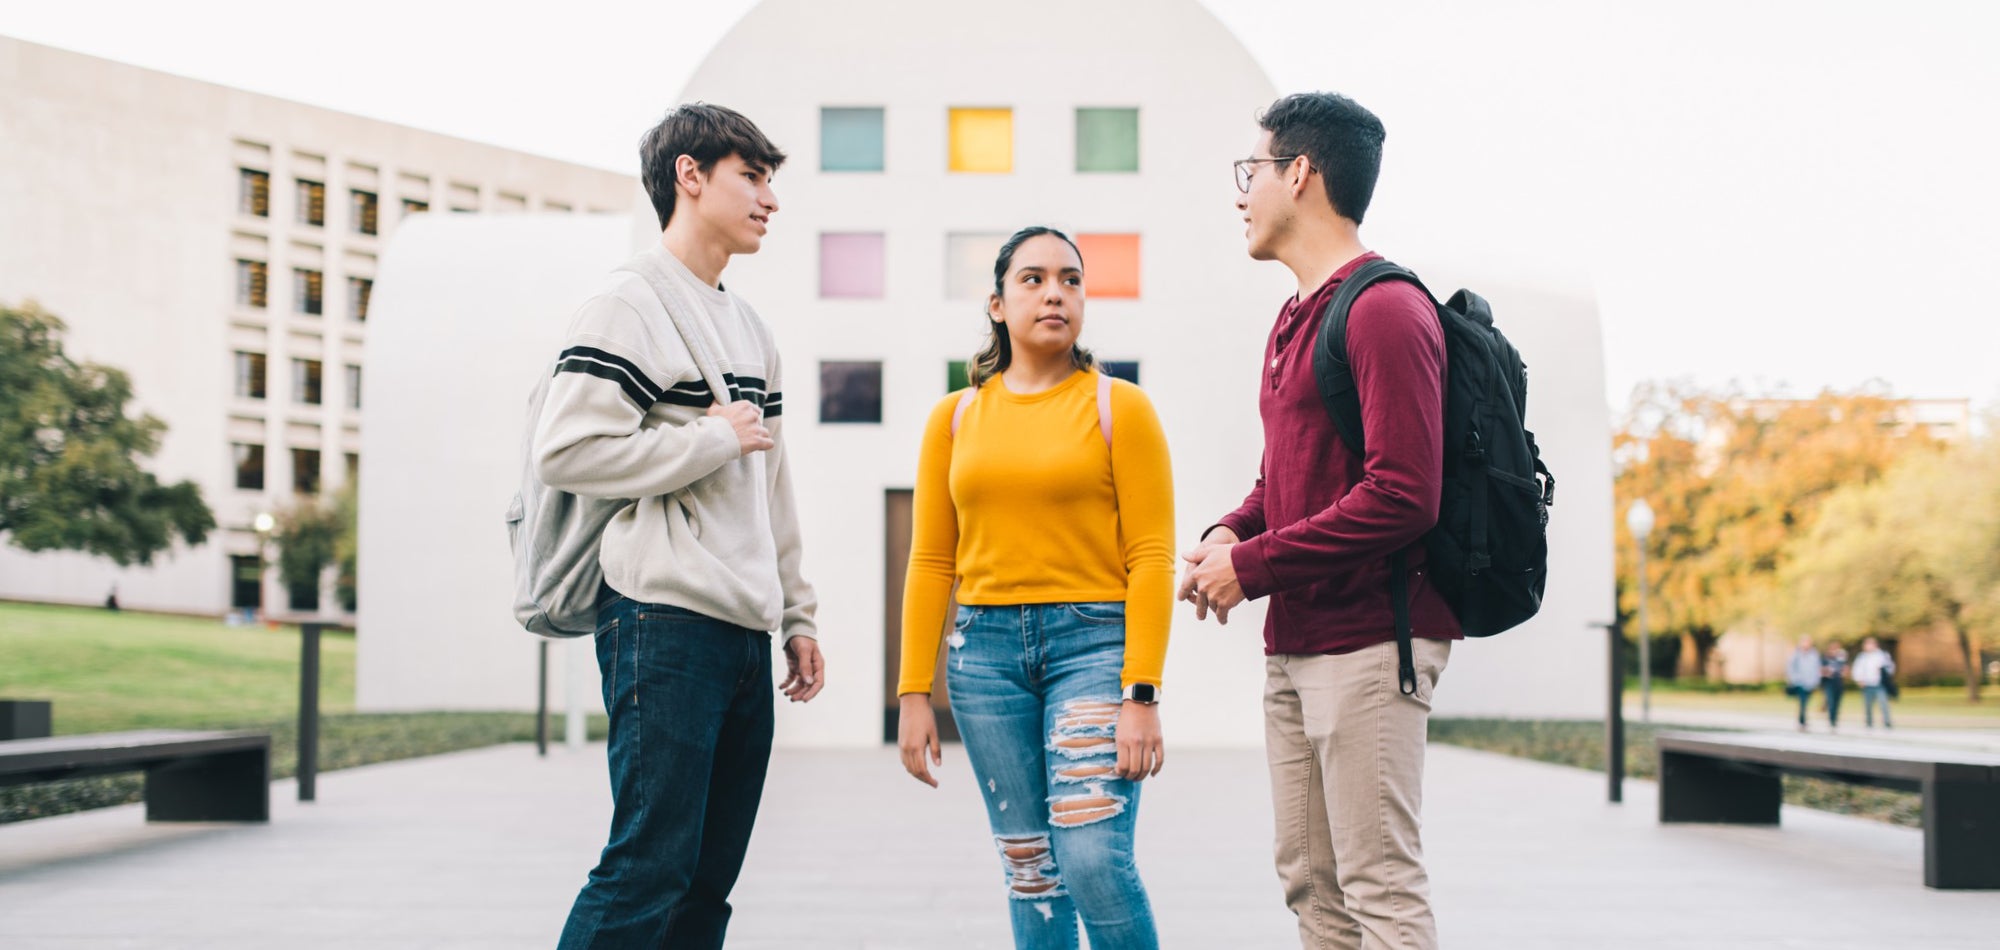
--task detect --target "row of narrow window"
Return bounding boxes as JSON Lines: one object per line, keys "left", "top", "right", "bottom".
{"left": 238, "top": 170, "right": 405, "bottom": 232}
{"left": 237, "top": 168, "right": 515, "bottom": 227}
{"left": 233, "top": 353, "right": 358, "bottom": 409}
{"left": 229, "top": 444, "right": 351, "bottom": 496}
{"left": 229, "top": 552, "right": 331, "bottom": 613}
{"left": 234, "top": 261, "right": 369, "bottom": 319}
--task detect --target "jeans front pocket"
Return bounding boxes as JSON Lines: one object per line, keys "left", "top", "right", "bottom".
{"left": 1062, "top": 601, "right": 1125, "bottom": 626}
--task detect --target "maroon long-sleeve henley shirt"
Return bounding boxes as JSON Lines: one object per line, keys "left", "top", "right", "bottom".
{"left": 1216, "top": 252, "right": 1464, "bottom": 656}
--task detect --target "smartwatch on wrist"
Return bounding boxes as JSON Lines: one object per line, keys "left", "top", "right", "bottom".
{"left": 1122, "top": 683, "right": 1160, "bottom": 705}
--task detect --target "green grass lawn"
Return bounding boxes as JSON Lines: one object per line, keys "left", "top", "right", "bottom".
{"left": 0, "top": 601, "right": 602, "bottom": 823}
{"left": 1636, "top": 681, "right": 2000, "bottom": 726}
{"left": 0, "top": 601, "right": 356, "bottom": 733}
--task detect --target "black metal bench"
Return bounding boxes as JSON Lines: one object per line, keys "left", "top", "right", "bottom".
{"left": 0, "top": 729, "right": 271, "bottom": 822}
{"left": 1657, "top": 731, "right": 2000, "bottom": 889}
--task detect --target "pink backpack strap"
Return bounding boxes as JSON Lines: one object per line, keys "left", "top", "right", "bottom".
{"left": 951, "top": 376, "right": 1112, "bottom": 446}
{"left": 951, "top": 384, "right": 978, "bottom": 437}
{"left": 1097, "top": 372, "right": 1114, "bottom": 447}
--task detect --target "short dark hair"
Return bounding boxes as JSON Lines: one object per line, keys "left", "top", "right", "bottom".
{"left": 638, "top": 103, "right": 788, "bottom": 228}
{"left": 1258, "top": 92, "right": 1385, "bottom": 224}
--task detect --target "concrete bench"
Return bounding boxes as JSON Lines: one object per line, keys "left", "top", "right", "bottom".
{"left": 0, "top": 729, "right": 271, "bottom": 822}
{"left": 1657, "top": 731, "right": 2000, "bottom": 889}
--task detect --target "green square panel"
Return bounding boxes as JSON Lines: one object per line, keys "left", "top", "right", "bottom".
{"left": 822, "top": 107, "right": 885, "bottom": 172}
{"left": 947, "top": 360, "right": 970, "bottom": 393}
{"left": 1076, "top": 108, "right": 1139, "bottom": 172}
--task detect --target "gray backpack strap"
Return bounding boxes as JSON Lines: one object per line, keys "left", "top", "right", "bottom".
{"left": 615, "top": 254, "right": 734, "bottom": 406}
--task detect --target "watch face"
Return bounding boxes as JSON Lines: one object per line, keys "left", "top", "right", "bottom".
{"left": 1125, "top": 684, "right": 1158, "bottom": 704}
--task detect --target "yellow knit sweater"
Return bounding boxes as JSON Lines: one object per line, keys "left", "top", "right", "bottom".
{"left": 898, "top": 370, "right": 1175, "bottom": 694}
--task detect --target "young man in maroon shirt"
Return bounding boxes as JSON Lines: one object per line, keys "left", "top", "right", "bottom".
{"left": 1180, "top": 92, "right": 1458, "bottom": 950}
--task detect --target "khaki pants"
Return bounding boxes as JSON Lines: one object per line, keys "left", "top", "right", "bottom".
{"left": 1265, "top": 638, "right": 1450, "bottom": 950}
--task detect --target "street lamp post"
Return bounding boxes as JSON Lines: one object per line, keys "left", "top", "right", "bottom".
{"left": 1627, "top": 499, "right": 1655, "bottom": 723}
{"left": 252, "top": 511, "right": 275, "bottom": 622}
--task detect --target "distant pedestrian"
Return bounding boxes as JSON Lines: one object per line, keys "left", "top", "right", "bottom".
{"left": 1822, "top": 642, "right": 1850, "bottom": 730}
{"left": 1783, "top": 636, "right": 1821, "bottom": 731}
{"left": 1853, "top": 637, "right": 1896, "bottom": 729}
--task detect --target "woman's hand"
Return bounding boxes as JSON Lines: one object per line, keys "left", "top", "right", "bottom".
{"left": 1115, "top": 700, "right": 1164, "bottom": 780}
{"left": 898, "top": 693, "right": 943, "bottom": 788}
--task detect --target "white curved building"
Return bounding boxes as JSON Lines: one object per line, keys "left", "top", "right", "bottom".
{"left": 357, "top": 0, "right": 1614, "bottom": 747}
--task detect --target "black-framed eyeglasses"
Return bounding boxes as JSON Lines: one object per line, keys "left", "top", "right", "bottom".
{"left": 1233, "top": 156, "right": 1302, "bottom": 193}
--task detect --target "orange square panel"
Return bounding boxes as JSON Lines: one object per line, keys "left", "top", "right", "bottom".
{"left": 1075, "top": 233, "right": 1140, "bottom": 299}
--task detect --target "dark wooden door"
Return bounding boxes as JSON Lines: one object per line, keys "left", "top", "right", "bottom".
{"left": 883, "top": 489, "right": 960, "bottom": 743}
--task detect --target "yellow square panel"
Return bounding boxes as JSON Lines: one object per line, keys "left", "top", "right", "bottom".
{"left": 949, "top": 108, "right": 1013, "bottom": 173}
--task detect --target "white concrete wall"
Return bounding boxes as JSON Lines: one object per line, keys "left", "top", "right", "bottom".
{"left": 355, "top": 214, "right": 633, "bottom": 713}
{"left": 354, "top": 0, "right": 1614, "bottom": 739}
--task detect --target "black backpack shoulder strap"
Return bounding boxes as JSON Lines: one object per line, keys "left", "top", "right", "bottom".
{"left": 1311, "top": 258, "right": 1423, "bottom": 458}
{"left": 1310, "top": 258, "right": 1427, "bottom": 697}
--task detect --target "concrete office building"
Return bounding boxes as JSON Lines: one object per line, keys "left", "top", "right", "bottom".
{"left": 359, "top": 0, "right": 1615, "bottom": 746}
{"left": 0, "top": 36, "right": 635, "bottom": 618}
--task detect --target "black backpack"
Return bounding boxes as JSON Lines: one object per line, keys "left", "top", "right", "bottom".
{"left": 1311, "top": 259, "right": 1554, "bottom": 694}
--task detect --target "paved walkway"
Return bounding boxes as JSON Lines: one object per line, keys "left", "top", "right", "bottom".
{"left": 1, "top": 741, "right": 1994, "bottom": 949}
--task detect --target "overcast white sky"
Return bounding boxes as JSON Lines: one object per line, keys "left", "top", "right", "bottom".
{"left": 4, "top": 0, "right": 1996, "bottom": 411}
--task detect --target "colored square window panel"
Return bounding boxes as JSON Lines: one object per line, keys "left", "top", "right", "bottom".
{"left": 822, "top": 107, "right": 885, "bottom": 172}
{"left": 1076, "top": 108, "right": 1139, "bottom": 172}
{"left": 820, "top": 361, "right": 884, "bottom": 424}
{"left": 1075, "top": 233, "right": 1140, "bottom": 299}
{"left": 820, "top": 232, "right": 886, "bottom": 298}
{"left": 1100, "top": 361, "right": 1140, "bottom": 385}
{"left": 949, "top": 108, "right": 1013, "bottom": 173}
{"left": 947, "top": 360, "right": 970, "bottom": 393}
{"left": 946, "top": 232, "right": 1009, "bottom": 300}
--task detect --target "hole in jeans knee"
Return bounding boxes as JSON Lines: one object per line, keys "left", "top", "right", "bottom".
{"left": 995, "top": 833, "right": 1065, "bottom": 899}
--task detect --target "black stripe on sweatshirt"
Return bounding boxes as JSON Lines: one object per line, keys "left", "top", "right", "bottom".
{"left": 555, "top": 358, "right": 653, "bottom": 410}
{"left": 556, "top": 346, "right": 665, "bottom": 404}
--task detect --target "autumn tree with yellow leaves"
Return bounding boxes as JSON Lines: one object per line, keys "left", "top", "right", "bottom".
{"left": 1613, "top": 382, "right": 1939, "bottom": 678}
{"left": 1777, "top": 433, "right": 2000, "bottom": 700}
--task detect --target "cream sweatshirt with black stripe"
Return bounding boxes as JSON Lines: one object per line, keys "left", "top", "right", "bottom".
{"left": 533, "top": 243, "right": 817, "bottom": 643}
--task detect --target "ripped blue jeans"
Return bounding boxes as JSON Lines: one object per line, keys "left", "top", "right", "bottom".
{"left": 946, "top": 602, "right": 1158, "bottom": 950}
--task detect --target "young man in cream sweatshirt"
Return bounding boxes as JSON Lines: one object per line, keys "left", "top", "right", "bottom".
{"left": 539, "top": 103, "right": 823, "bottom": 950}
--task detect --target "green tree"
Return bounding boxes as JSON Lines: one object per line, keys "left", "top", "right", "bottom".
{"left": 1615, "top": 381, "right": 1935, "bottom": 677}
{"left": 332, "top": 482, "right": 357, "bottom": 611}
{"left": 272, "top": 481, "right": 358, "bottom": 614}
{"left": 0, "top": 301, "right": 214, "bottom": 565}
{"left": 1779, "top": 435, "right": 2000, "bottom": 700}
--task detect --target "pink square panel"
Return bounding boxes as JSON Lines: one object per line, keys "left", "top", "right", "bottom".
{"left": 820, "top": 232, "right": 886, "bottom": 299}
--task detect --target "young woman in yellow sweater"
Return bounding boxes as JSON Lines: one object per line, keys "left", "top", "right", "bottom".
{"left": 897, "top": 226, "right": 1175, "bottom": 950}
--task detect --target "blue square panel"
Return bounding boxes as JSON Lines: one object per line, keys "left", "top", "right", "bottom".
{"left": 822, "top": 107, "right": 885, "bottom": 172}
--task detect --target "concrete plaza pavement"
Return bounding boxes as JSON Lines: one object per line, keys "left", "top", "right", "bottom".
{"left": 2, "top": 737, "right": 1995, "bottom": 949}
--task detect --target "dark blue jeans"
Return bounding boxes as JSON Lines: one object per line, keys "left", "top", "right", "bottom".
{"left": 557, "top": 590, "right": 774, "bottom": 950}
